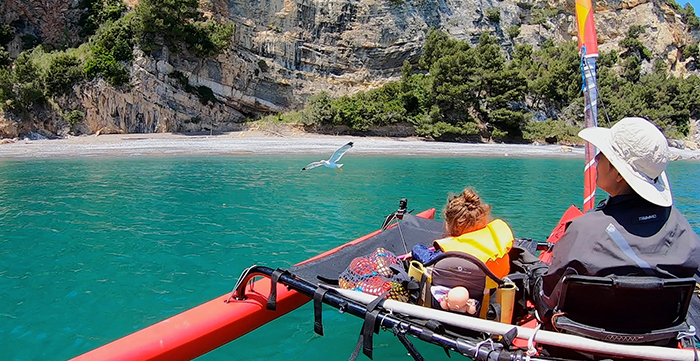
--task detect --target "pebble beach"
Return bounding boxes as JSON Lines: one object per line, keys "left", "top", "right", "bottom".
{"left": 0, "top": 130, "right": 698, "bottom": 160}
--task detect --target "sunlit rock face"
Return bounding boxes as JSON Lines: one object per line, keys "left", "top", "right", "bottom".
{"left": 0, "top": 0, "right": 697, "bottom": 137}
{"left": 0, "top": 0, "right": 81, "bottom": 57}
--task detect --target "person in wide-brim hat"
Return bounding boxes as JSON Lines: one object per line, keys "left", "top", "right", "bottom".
{"left": 578, "top": 117, "right": 672, "bottom": 207}
{"left": 530, "top": 117, "right": 700, "bottom": 327}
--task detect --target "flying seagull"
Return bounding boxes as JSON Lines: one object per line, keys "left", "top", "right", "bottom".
{"left": 301, "top": 142, "right": 354, "bottom": 171}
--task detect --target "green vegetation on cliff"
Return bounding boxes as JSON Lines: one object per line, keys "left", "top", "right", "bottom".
{"left": 0, "top": 53, "right": 45, "bottom": 114}
{"left": 134, "top": 0, "right": 234, "bottom": 57}
{"left": 0, "top": 0, "right": 234, "bottom": 123}
{"left": 294, "top": 28, "right": 700, "bottom": 143}
{"left": 0, "top": 1, "right": 699, "bottom": 141}
{"left": 78, "top": 0, "right": 128, "bottom": 37}
{"left": 84, "top": 15, "right": 134, "bottom": 86}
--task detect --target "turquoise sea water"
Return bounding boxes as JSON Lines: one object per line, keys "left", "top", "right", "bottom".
{"left": 0, "top": 155, "right": 698, "bottom": 361}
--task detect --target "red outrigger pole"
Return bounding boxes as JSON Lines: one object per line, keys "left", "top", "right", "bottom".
{"left": 575, "top": 0, "right": 599, "bottom": 212}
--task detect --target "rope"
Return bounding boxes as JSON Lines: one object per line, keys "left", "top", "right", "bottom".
{"left": 525, "top": 322, "right": 542, "bottom": 361}
{"left": 677, "top": 325, "right": 698, "bottom": 361}
{"left": 579, "top": 45, "right": 612, "bottom": 126}
{"left": 474, "top": 338, "right": 495, "bottom": 360}
{"left": 579, "top": 46, "right": 588, "bottom": 91}
{"left": 397, "top": 221, "right": 409, "bottom": 255}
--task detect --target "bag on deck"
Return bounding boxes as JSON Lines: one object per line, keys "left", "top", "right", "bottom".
{"left": 413, "top": 252, "right": 515, "bottom": 322}
{"left": 338, "top": 247, "right": 410, "bottom": 302}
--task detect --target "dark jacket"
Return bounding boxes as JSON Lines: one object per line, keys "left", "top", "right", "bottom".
{"left": 536, "top": 193, "right": 700, "bottom": 314}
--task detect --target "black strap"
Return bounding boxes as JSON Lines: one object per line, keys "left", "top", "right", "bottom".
{"left": 348, "top": 310, "right": 380, "bottom": 361}
{"left": 349, "top": 332, "right": 364, "bottom": 361}
{"left": 316, "top": 275, "right": 340, "bottom": 285}
{"left": 367, "top": 291, "right": 387, "bottom": 313}
{"left": 424, "top": 319, "right": 445, "bottom": 334}
{"left": 349, "top": 291, "right": 389, "bottom": 361}
{"left": 422, "top": 320, "right": 449, "bottom": 357}
{"left": 313, "top": 287, "right": 329, "bottom": 336}
{"left": 267, "top": 268, "right": 289, "bottom": 311}
{"left": 363, "top": 310, "right": 380, "bottom": 359}
{"left": 393, "top": 325, "right": 426, "bottom": 361}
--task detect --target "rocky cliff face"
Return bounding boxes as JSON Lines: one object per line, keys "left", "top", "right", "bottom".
{"left": 1, "top": 0, "right": 698, "bottom": 139}
{"left": 0, "top": 0, "right": 80, "bottom": 57}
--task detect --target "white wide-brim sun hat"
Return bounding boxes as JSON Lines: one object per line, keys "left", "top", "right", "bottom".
{"left": 578, "top": 117, "right": 673, "bottom": 207}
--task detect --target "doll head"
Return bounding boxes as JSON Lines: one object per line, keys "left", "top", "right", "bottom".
{"left": 439, "top": 286, "right": 477, "bottom": 314}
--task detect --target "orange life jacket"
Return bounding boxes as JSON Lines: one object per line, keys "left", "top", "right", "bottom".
{"left": 433, "top": 219, "right": 513, "bottom": 279}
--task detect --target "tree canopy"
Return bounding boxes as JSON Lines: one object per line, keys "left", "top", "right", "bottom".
{"left": 299, "top": 29, "right": 700, "bottom": 143}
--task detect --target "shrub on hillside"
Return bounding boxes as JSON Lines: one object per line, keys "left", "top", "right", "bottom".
{"left": 523, "top": 119, "right": 581, "bottom": 144}
{"left": 302, "top": 92, "right": 334, "bottom": 126}
{"left": 78, "top": 0, "right": 128, "bottom": 37}
{"left": 64, "top": 110, "right": 85, "bottom": 126}
{"left": 134, "top": 0, "right": 234, "bottom": 57}
{"left": 0, "top": 48, "right": 10, "bottom": 68}
{"left": 3, "top": 53, "right": 46, "bottom": 112}
{"left": 507, "top": 25, "right": 520, "bottom": 39}
{"left": 486, "top": 9, "right": 500, "bottom": 23}
{"left": 186, "top": 21, "right": 235, "bottom": 57}
{"left": 681, "top": 3, "right": 700, "bottom": 30}
{"left": 44, "top": 54, "right": 84, "bottom": 96}
{"left": 85, "top": 16, "right": 134, "bottom": 86}
{"left": 0, "top": 68, "right": 14, "bottom": 110}
{"left": 85, "top": 52, "right": 129, "bottom": 85}
{"left": 0, "top": 24, "right": 13, "bottom": 47}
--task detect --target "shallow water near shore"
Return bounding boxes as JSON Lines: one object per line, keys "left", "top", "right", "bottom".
{"left": 0, "top": 155, "right": 698, "bottom": 361}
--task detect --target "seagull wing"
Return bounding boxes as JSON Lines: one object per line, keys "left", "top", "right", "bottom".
{"left": 328, "top": 142, "right": 353, "bottom": 164}
{"left": 301, "top": 161, "right": 324, "bottom": 171}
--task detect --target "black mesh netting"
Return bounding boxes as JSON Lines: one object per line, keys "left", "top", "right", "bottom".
{"left": 289, "top": 214, "right": 444, "bottom": 288}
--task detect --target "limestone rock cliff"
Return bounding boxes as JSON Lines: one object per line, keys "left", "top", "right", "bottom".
{"left": 1, "top": 0, "right": 699, "bottom": 138}
{"left": 0, "top": 0, "right": 80, "bottom": 57}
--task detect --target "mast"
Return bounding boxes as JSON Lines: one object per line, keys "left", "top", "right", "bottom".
{"left": 575, "top": 0, "right": 599, "bottom": 212}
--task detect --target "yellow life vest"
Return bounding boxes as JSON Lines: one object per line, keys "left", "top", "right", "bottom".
{"left": 433, "top": 219, "right": 514, "bottom": 279}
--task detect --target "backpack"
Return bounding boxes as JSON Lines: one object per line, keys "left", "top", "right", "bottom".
{"left": 411, "top": 252, "right": 516, "bottom": 322}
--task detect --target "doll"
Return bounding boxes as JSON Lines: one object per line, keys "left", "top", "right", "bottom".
{"left": 436, "top": 286, "right": 478, "bottom": 315}
{"left": 431, "top": 286, "right": 478, "bottom": 315}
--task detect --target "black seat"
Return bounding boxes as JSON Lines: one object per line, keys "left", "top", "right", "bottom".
{"left": 552, "top": 275, "right": 695, "bottom": 344}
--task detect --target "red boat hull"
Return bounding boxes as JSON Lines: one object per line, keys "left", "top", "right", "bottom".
{"left": 71, "top": 209, "right": 436, "bottom": 361}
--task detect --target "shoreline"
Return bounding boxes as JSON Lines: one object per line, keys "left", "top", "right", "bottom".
{"left": 0, "top": 131, "right": 698, "bottom": 161}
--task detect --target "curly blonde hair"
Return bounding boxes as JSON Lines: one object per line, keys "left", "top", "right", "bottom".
{"left": 442, "top": 188, "right": 492, "bottom": 237}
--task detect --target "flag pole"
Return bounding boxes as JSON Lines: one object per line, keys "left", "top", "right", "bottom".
{"left": 575, "top": 0, "right": 599, "bottom": 212}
